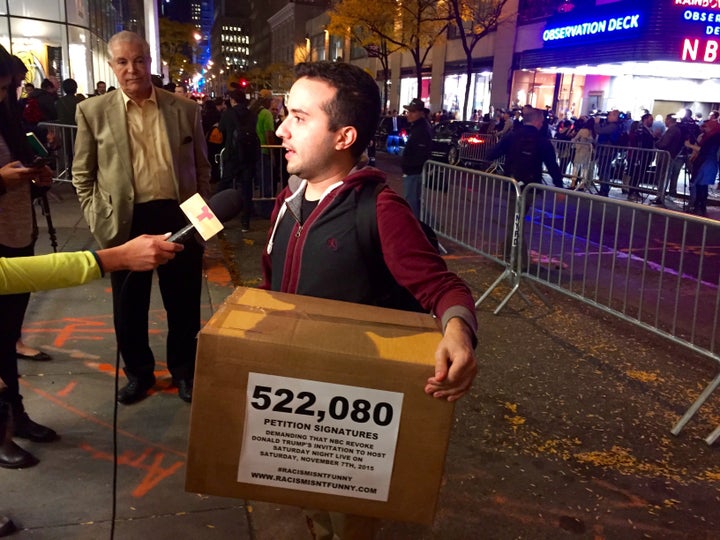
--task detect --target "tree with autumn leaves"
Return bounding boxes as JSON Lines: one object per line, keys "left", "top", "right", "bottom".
{"left": 159, "top": 18, "right": 202, "bottom": 85}
{"left": 329, "top": 0, "right": 509, "bottom": 120}
{"left": 329, "top": 0, "right": 448, "bottom": 112}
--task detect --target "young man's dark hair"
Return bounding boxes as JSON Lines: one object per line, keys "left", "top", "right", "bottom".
{"left": 228, "top": 89, "right": 247, "bottom": 105}
{"left": 61, "top": 78, "right": 77, "bottom": 95}
{"left": 294, "top": 61, "right": 381, "bottom": 160}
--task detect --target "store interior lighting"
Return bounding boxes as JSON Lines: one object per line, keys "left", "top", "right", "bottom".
{"left": 540, "top": 61, "right": 720, "bottom": 80}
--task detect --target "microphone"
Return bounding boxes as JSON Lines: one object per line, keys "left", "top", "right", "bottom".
{"left": 168, "top": 189, "right": 243, "bottom": 243}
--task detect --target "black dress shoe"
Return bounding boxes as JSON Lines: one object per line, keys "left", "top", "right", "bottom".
{"left": 13, "top": 412, "right": 59, "bottom": 443}
{"left": 117, "top": 378, "right": 155, "bottom": 405}
{"left": 0, "top": 438, "right": 39, "bottom": 469}
{"left": 17, "top": 351, "right": 52, "bottom": 361}
{"left": 0, "top": 515, "right": 16, "bottom": 537}
{"left": 175, "top": 379, "right": 193, "bottom": 403}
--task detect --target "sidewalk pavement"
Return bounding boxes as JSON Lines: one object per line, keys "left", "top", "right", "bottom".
{"left": 4, "top": 163, "right": 720, "bottom": 539}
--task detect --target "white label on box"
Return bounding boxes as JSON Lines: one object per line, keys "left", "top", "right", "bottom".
{"left": 237, "top": 373, "right": 404, "bottom": 502}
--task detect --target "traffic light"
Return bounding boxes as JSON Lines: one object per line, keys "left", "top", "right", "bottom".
{"left": 239, "top": 78, "right": 248, "bottom": 88}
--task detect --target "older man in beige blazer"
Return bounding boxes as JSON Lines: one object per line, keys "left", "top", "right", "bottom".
{"left": 73, "top": 31, "right": 210, "bottom": 405}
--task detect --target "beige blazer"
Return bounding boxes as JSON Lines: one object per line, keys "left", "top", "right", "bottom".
{"left": 72, "top": 88, "right": 211, "bottom": 248}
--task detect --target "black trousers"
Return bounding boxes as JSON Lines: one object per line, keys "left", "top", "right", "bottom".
{"left": 110, "top": 200, "right": 203, "bottom": 383}
{"left": 219, "top": 157, "right": 254, "bottom": 227}
{"left": 0, "top": 243, "right": 33, "bottom": 408}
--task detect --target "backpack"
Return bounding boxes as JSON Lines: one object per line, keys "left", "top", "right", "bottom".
{"left": 506, "top": 129, "right": 543, "bottom": 185}
{"left": 23, "top": 97, "right": 43, "bottom": 124}
{"left": 207, "top": 124, "right": 223, "bottom": 145}
{"left": 355, "top": 182, "right": 439, "bottom": 313}
{"left": 230, "top": 108, "right": 260, "bottom": 163}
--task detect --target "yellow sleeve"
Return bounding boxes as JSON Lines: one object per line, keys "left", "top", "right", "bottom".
{"left": 0, "top": 251, "right": 102, "bottom": 294}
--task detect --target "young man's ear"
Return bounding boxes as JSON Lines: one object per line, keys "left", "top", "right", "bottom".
{"left": 334, "top": 126, "right": 357, "bottom": 152}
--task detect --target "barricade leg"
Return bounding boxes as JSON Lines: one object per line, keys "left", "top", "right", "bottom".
{"left": 705, "top": 425, "right": 720, "bottom": 446}
{"left": 671, "top": 371, "right": 720, "bottom": 437}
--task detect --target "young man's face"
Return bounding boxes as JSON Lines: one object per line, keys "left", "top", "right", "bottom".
{"left": 275, "top": 77, "right": 344, "bottom": 183}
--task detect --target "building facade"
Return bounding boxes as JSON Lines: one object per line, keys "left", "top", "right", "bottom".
{"left": 511, "top": 0, "right": 720, "bottom": 119}
{"left": 300, "top": 0, "right": 720, "bottom": 120}
{"left": 0, "top": 0, "right": 152, "bottom": 97}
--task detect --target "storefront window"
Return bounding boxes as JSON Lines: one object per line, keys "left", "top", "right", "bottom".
{"left": 311, "top": 34, "right": 325, "bottom": 61}
{"left": 68, "top": 25, "right": 91, "bottom": 96}
{"left": 90, "top": 33, "right": 112, "bottom": 91}
{"left": 329, "top": 35, "right": 343, "bottom": 62}
{"left": 399, "top": 77, "right": 431, "bottom": 114}
{"left": 442, "top": 73, "right": 492, "bottom": 121}
{"left": 510, "top": 70, "right": 557, "bottom": 111}
{"left": 0, "top": 19, "right": 9, "bottom": 52}
{"left": 7, "top": 0, "right": 63, "bottom": 21}
{"left": 10, "top": 18, "right": 65, "bottom": 90}
{"left": 66, "top": 0, "right": 89, "bottom": 27}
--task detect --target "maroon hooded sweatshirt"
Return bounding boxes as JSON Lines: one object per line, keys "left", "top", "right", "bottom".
{"left": 260, "top": 165, "right": 477, "bottom": 337}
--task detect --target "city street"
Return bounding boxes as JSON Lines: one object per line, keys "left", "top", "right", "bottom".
{"left": 2, "top": 153, "right": 719, "bottom": 539}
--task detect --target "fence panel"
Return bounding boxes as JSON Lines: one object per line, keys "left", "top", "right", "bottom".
{"left": 516, "top": 183, "right": 720, "bottom": 440}
{"left": 549, "top": 139, "right": 671, "bottom": 201}
{"left": 458, "top": 133, "right": 499, "bottom": 166}
{"left": 422, "top": 160, "right": 522, "bottom": 312}
{"left": 38, "top": 122, "right": 77, "bottom": 183}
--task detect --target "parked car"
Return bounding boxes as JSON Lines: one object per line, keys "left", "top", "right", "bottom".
{"left": 375, "top": 115, "right": 408, "bottom": 155}
{"left": 430, "top": 121, "right": 492, "bottom": 165}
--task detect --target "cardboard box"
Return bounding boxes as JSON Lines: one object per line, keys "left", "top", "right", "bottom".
{"left": 186, "top": 287, "right": 455, "bottom": 524}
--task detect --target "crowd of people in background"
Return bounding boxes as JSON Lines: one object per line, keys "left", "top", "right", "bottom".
{"left": 16, "top": 71, "right": 291, "bottom": 230}
{"left": 383, "top": 101, "right": 719, "bottom": 216}
{"left": 20, "top": 70, "right": 720, "bottom": 220}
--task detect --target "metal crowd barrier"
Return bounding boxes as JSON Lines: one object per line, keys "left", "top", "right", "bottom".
{"left": 458, "top": 132, "right": 499, "bottom": 166}
{"left": 216, "top": 144, "right": 286, "bottom": 200}
{"left": 259, "top": 144, "right": 287, "bottom": 199}
{"left": 422, "top": 160, "right": 515, "bottom": 267}
{"left": 37, "top": 122, "right": 77, "bottom": 183}
{"left": 549, "top": 140, "right": 672, "bottom": 201}
{"left": 38, "top": 122, "right": 287, "bottom": 202}
{"left": 422, "top": 160, "right": 523, "bottom": 311}
{"left": 422, "top": 160, "right": 720, "bottom": 444}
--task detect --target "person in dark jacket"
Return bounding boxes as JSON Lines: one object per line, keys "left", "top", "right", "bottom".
{"left": 54, "top": 78, "right": 79, "bottom": 125}
{"left": 595, "top": 109, "right": 625, "bottom": 196}
{"left": 400, "top": 97, "right": 433, "bottom": 218}
{"left": 684, "top": 118, "right": 720, "bottom": 216}
{"left": 30, "top": 78, "right": 57, "bottom": 122}
{"left": 653, "top": 114, "right": 685, "bottom": 204}
{"left": 487, "top": 107, "right": 565, "bottom": 266}
{"left": 626, "top": 112, "right": 657, "bottom": 200}
{"left": 264, "top": 60, "right": 478, "bottom": 540}
{"left": 488, "top": 107, "right": 564, "bottom": 188}
{"left": 217, "top": 89, "right": 258, "bottom": 230}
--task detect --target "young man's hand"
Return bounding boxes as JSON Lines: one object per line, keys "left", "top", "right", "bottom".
{"left": 425, "top": 318, "right": 477, "bottom": 402}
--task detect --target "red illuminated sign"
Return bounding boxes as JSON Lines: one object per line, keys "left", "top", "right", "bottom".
{"left": 675, "top": 0, "right": 720, "bottom": 62}
{"left": 682, "top": 38, "right": 720, "bottom": 61}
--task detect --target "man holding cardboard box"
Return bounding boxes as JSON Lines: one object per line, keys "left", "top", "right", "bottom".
{"left": 262, "top": 61, "right": 478, "bottom": 539}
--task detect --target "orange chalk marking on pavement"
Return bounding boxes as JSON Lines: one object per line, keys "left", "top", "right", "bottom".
{"left": 80, "top": 443, "right": 184, "bottom": 498}
{"left": 20, "top": 379, "right": 186, "bottom": 458}
{"left": 57, "top": 381, "right": 76, "bottom": 397}
{"left": 21, "top": 315, "right": 164, "bottom": 348}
